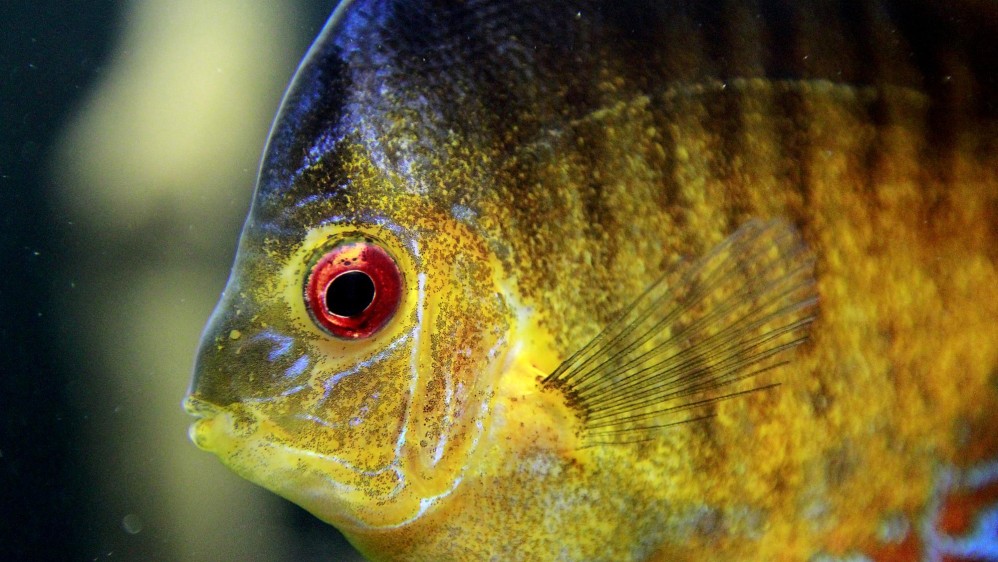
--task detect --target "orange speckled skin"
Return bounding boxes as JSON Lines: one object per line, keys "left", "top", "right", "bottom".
{"left": 186, "top": 1, "right": 998, "bottom": 560}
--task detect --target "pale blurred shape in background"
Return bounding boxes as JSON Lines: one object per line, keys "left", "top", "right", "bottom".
{"left": 58, "top": 0, "right": 290, "bottom": 234}
{"left": 50, "top": 0, "right": 360, "bottom": 560}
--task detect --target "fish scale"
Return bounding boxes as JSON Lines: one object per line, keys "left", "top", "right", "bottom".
{"left": 185, "top": 1, "right": 998, "bottom": 560}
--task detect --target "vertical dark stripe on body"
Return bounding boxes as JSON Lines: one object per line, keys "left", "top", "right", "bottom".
{"left": 769, "top": 85, "right": 811, "bottom": 213}
{"left": 843, "top": 2, "right": 896, "bottom": 201}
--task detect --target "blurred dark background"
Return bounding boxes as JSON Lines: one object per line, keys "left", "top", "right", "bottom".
{"left": 1, "top": 1, "right": 362, "bottom": 560}
{"left": 2, "top": 2, "right": 121, "bottom": 558}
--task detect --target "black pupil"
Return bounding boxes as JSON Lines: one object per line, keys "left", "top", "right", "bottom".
{"left": 326, "top": 271, "right": 376, "bottom": 317}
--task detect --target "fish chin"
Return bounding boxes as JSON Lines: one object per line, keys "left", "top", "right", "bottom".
{"left": 183, "top": 395, "right": 455, "bottom": 530}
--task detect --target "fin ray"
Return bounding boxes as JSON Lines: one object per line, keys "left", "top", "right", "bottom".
{"left": 542, "top": 219, "right": 818, "bottom": 446}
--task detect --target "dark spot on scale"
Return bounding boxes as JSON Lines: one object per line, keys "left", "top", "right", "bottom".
{"left": 953, "top": 417, "right": 972, "bottom": 450}
{"left": 693, "top": 507, "right": 722, "bottom": 538}
{"left": 824, "top": 444, "right": 856, "bottom": 487}
{"left": 810, "top": 383, "right": 833, "bottom": 416}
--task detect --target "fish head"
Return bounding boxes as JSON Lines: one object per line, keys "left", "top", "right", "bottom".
{"left": 184, "top": 187, "right": 513, "bottom": 530}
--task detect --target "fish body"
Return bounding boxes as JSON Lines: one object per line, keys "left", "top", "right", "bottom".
{"left": 185, "top": 1, "right": 998, "bottom": 560}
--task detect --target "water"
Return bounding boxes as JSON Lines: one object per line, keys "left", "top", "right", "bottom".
{"left": 1, "top": 1, "right": 360, "bottom": 560}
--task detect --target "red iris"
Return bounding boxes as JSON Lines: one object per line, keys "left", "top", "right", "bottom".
{"left": 304, "top": 240, "right": 403, "bottom": 339}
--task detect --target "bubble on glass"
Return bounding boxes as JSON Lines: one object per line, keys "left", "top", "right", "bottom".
{"left": 122, "top": 513, "right": 143, "bottom": 534}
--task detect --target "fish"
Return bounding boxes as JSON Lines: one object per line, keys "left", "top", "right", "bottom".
{"left": 183, "top": 1, "right": 998, "bottom": 560}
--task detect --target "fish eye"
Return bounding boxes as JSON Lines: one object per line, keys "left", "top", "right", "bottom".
{"left": 304, "top": 240, "right": 402, "bottom": 339}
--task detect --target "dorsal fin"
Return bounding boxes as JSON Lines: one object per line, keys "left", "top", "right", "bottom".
{"left": 542, "top": 219, "right": 818, "bottom": 446}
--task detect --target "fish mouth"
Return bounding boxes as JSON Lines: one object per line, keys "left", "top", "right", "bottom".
{"left": 182, "top": 394, "right": 224, "bottom": 451}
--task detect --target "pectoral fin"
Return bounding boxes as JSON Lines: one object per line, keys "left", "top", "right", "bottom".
{"left": 543, "top": 219, "right": 818, "bottom": 446}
